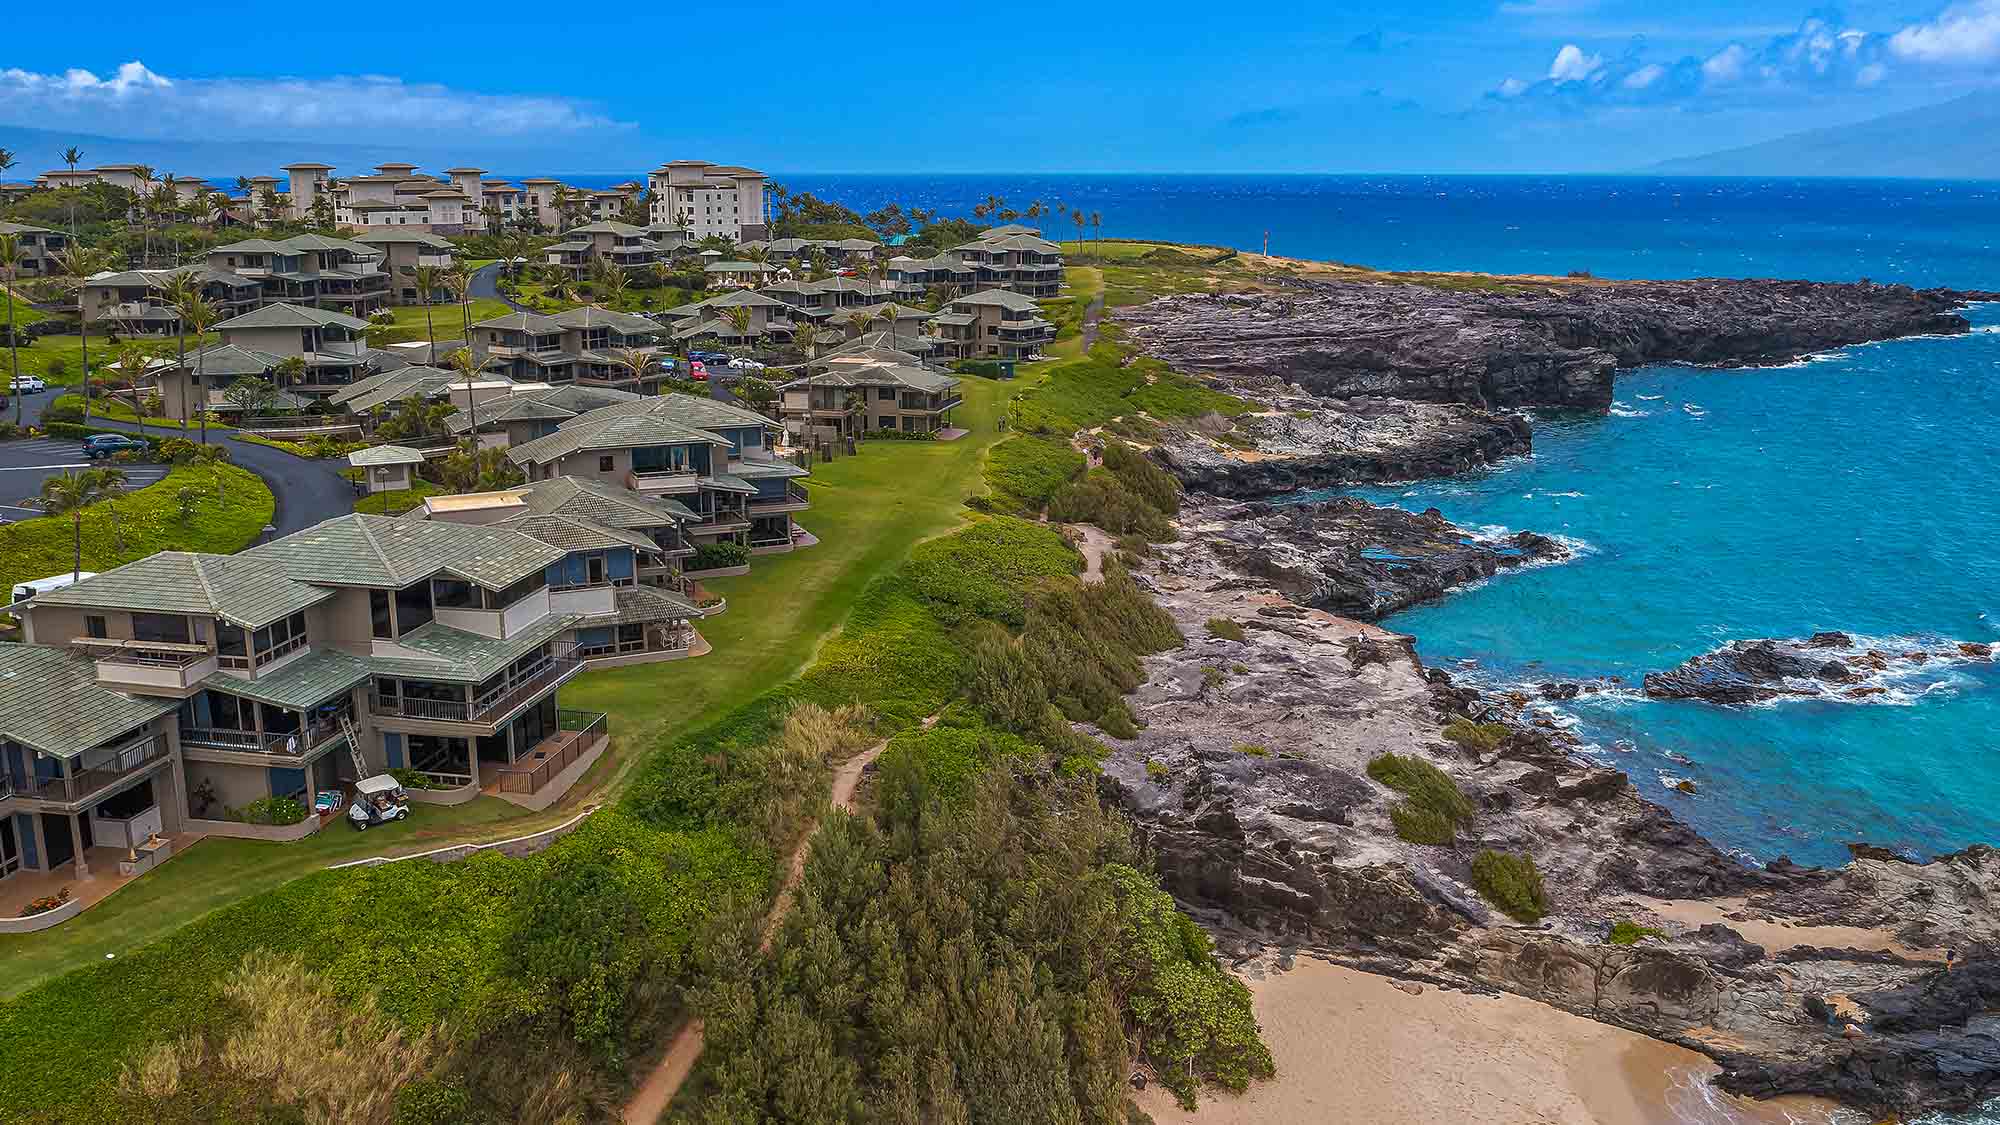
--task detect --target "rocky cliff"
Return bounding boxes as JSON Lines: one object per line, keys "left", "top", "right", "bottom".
{"left": 1088, "top": 509, "right": 2000, "bottom": 1117}
{"left": 1117, "top": 277, "right": 1978, "bottom": 414}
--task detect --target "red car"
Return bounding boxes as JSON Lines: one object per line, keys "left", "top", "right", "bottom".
{"left": 689, "top": 360, "right": 708, "bottom": 381}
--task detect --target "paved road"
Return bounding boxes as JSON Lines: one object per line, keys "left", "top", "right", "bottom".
{"left": 0, "top": 436, "right": 168, "bottom": 521}
{"left": 470, "top": 263, "right": 536, "bottom": 313}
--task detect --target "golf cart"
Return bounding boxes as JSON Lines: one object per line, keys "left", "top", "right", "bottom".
{"left": 347, "top": 774, "right": 411, "bottom": 830}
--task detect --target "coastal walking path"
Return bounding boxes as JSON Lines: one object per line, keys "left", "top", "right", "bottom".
{"left": 620, "top": 713, "right": 941, "bottom": 1124}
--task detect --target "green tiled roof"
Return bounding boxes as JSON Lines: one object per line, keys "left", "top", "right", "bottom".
{"left": 786, "top": 362, "right": 958, "bottom": 394}
{"left": 199, "top": 649, "right": 371, "bottom": 710}
{"left": 0, "top": 645, "right": 178, "bottom": 758}
{"left": 369, "top": 614, "right": 575, "bottom": 682}
{"left": 247, "top": 513, "right": 563, "bottom": 590}
{"left": 579, "top": 585, "right": 702, "bottom": 626}
{"left": 508, "top": 410, "right": 727, "bottom": 467}
{"left": 551, "top": 306, "right": 660, "bottom": 333}
{"left": 331, "top": 365, "right": 471, "bottom": 414}
{"left": 27, "top": 551, "right": 335, "bottom": 628}
{"left": 474, "top": 310, "right": 563, "bottom": 334}
{"left": 498, "top": 513, "right": 660, "bottom": 552}
{"left": 704, "top": 472, "right": 756, "bottom": 494}
{"left": 178, "top": 343, "right": 286, "bottom": 377}
{"left": 705, "top": 289, "right": 787, "bottom": 309}
{"left": 217, "top": 302, "right": 369, "bottom": 332}
{"left": 563, "top": 220, "right": 648, "bottom": 237}
{"left": 513, "top": 476, "right": 697, "bottom": 527}
{"left": 948, "top": 289, "right": 1041, "bottom": 312}
{"left": 730, "top": 459, "right": 809, "bottom": 480}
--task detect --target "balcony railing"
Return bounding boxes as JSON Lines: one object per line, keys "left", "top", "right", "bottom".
{"left": 747, "top": 482, "right": 810, "bottom": 513}
{"left": 181, "top": 705, "right": 355, "bottom": 757}
{"left": 368, "top": 654, "right": 577, "bottom": 726}
{"left": 18, "top": 735, "right": 169, "bottom": 805}
{"left": 494, "top": 710, "right": 607, "bottom": 795}
{"left": 75, "top": 638, "right": 208, "bottom": 668}
{"left": 626, "top": 468, "right": 700, "bottom": 494}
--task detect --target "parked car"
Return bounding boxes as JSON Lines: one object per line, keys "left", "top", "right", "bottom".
{"left": 689, "top": 350, "right": 731, "bottom": 365}
{"left": 728, "top": 357, "right": 766, "bottom": 371}
{"left": 8, "top": 375, "right": 45, "bottom": 394}
{"left": 688, "top": 361, "right": 708, "bottom": 381}
{"left": 82, "top": 434, "right": 149, "bottom": 459}
{"left": 347, "top": 774, "right": 410, "bottom": 829}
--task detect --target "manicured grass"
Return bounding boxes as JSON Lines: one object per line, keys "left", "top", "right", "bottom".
{"left": 508, "top": 282, "right": 694, "bottom": 315}
{"left": 6, "top": 332, "right": 222, "bottom": 387}
{"left": 354, "top": 481, "right": 442, "bottom": 514}
{"left": 363, "top": 299, "right": 512, "bottom": 347}
{"left": 45, "top": 393, "right": 221, "bottom": 431}
{"left": 0, "top": 369, "right": 1029, "bottom": 996}
{"left": 0, "top": 462, "right": 272, "bottom": 604}
{"left": 0, "top": 290, "right": 46, "bottom": 325}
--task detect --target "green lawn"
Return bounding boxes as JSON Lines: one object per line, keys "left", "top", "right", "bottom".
{"left": 4, "top": 332, "right": 219, "bottom": 386}
{"left": 45, "top": 393, "right": 225, "bottom": 431}
{"left": 353, "top": 481, "right": 442, "bottom": 514}
{"left": 0, "top": 370, "right": 1029, "bottom": 996}
{"left": 363, "top": 299, "right": 513, "bottom": 347}
{"left": 0, "top": 461, "right": 273, "bottom": 605}
{"left": 1, "top": 290, "right": 46, "bottom": 326}
{"left": 508, "top": 282, "right": 696, "bottom": 316}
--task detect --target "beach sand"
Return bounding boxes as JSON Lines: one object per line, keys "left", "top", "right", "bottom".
{"left": 1132, "top": 958, "right": 1855, "bottom": 1125}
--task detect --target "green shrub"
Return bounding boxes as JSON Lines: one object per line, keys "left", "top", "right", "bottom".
{"left": 1441, "top": 718, "right": 1510, "bottom": 753}
{"left": 1471, "top": 850, "right": 1548, "bottom": 922}
{"left": 1115, "top": 533, "right": 1151, "bottom": 557}
{"left": 901, "top": 516, "right": 1078, "bottom": 627}
{"left": 388, "top": 767, "right": 434, "bottom": 790}
{"left": 1098, "top": 698, "right": 1140, "bottom": 740}
{"left": 1101, "top": 439, "right": 1180, "bottom": 516}
{"left": 234, "top": 796, "right": 306, "bottom": 826}
{"left": 1235, "top": 743, "right": 1270, "bottom": 757}
{"left": 690, "top": 541, "right": 751, "bottom": 571}
{"left": 986, "top": 434, "right": 1085, "bottom": 513}
{"left": 1367, "top": 752, "right": 1474, "bottom": 845}
{"left": 395, "top": 1077, "right": 472, "bottom": 1125}
{"left": 1048, "top": 468, "right": 1172, "bottom": 538}
{"left": 1608, "top": 920, "right": 1667, "bottom": 946}
{"left": 1205, "top": 617, "right": 1245, "bottom": 642}
{"left": 1146, "top": 759, "right": 1169, "bottom": 781}
{"left": 1201, "top": 665, "right": 1226, "bottom": 691}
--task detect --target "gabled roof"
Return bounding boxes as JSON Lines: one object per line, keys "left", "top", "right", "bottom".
{"left": 0, "top": 645, "right": 179, "bottom": 759}
{"left": 353, "top": 230, "right": 456, "bottom": 248}
{"left": 198, "top": 648, "right": 372, "bottom": 710}
{"left": 982, "top": 224, "right": 1042, "bottom": 236}
{"left": 508, "top": 412, "right": 729, "bottom": 465}
{"left": 26, "top": 551, "right": 336, "bottom": 628}
{"left": 0, "top": 221, "right": 56, "bottom": 236}
{"left": 705, "top": 261, "right": 770, "bottom": 272}
{"left": 348, "top": 444, "right": 429, "bottom": 467}
{"left": 578, "top": 584, "right": 702, "bottom": 627}
{"left": 217, "top": 302, "right": 369, "bottom": 332}
{"left": 368, "top": 614, "right": 575, "bottom": 683}
{"left": 948, "top": 289, "right": 1043, "bottom": 312}
{"left": 786, "top": 362, "right": 958, "bottom": 394}
{"left": 501, "top": 476, "right": 694, "bottom": 527}
{"left": 705, "top": 289, "right": 788, "bottom": 310}
{"left": 496, "top": 513, "right": 661, "bottom": 553}
{"left": 563, "top": 220, "right": 648, "bottom": 237}
{"left": 180, "top": 343, "right": 287, "bottom": 377}
{"left": 550, "top": 306, "right": 660, "bottom": 333}
{"left": 475, "top": 310, "right": 564, "bottom": 334}
{"left": 246, "top": 512, "right": 563, "bottom": 590}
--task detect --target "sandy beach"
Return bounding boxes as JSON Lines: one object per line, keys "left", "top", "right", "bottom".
{"left": 1133, "top": 958, "right": 1856, "bottom": 1125}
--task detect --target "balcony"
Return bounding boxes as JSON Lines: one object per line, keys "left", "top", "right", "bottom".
{"left": 494, "top": 711, "right": 608, "bottom": 795}
{"left": 368, "top": 654, "right": 578, "bottom": 727}
{"left": 626, "top": 468, "right": 701, "bottom": 495}
{"left": 747, "top": 482, "right": 810, "bottom": 515}
{"left": 74, "top": 638, "right": 218, "bottom": 693}
{"left": 181, "top": 704, "right": 355, "bottom": 759}
{"left": 417, "top": 253, "right": 455, "bottom": 268}
{"left": 16, "top": 735, "right": 170, "bottom": 807}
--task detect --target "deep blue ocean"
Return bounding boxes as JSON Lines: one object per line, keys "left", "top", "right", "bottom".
{"left": 550, "top": 172, "right": 1999, "bottom": 1122}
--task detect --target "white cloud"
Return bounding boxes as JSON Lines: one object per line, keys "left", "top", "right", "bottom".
{"left": 1622, "top": 63, "right": 1665, "bottom": 89}
{"left": 1494, "top": 77, "right": 1530, "bottom": 97}
{"left": 1889, "top": 0, "right": 2000, "bottom": 64}
{"left": 0, "top": 60, "right": 631, "bottom": 141}
{"left": 1701, "top": 43, "right": 1751, "bottom": 82}
{"left": 1548, "top": 44, "right": 1605, "bottom": 82}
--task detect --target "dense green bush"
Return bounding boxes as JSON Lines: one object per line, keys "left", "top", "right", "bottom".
{"left": 900, "top": 515, "right": 1079, "bottom": 626}
{"left": 1367, "top": 752, "right": 1475, "bottom": 845}
{"left": 1205, "top": 617, "right": 1245, "bottom": 641}
{"left": 387, "top": 767, "right": 433, "bottom": 790}
{"left": 985, "top": 433, "right": 1085, "bottom": 514}
{"left": 1048, "top": 468, "right": 1173, "bottom": 538}
{"left": 1441, "top": 718, "right": 1510, "bottom": 753}
{"left": 951, "top": 359, "right": 1007, "bottom": 378}
{"left": 234, "top": 797, "right": 306, "bottom": 826}
{"left": 1608, "top": 920, "right": 1667, "bottom": 945}
{"left": 1471, "top": 850, "right": 1549, "bottom": 922}
{"left": 1098, "top": 698, "right": 1140, "bottom": 740}
{"left": 861, "top": 428, "right": 936, "bottom": 441}
{"left": 690, "top": 541, "right": 752, "bottom": 571}
{"left": 1101, "top": 438, "right": 1180, "bottom": 516}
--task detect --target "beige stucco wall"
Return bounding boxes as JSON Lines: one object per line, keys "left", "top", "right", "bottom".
{"left": 222, "top": 324, "right": 306, "bottom": 357}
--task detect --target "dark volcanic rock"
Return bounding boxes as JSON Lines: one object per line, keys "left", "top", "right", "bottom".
{"left": 1118, "top": 278, "right": 1976, "bottom": 414}
{"left": 1645, "top": 635, "right": 1993, "bottom": 705}
{"left": 1200, "top": 496, "right": 1568, "bottom": 621}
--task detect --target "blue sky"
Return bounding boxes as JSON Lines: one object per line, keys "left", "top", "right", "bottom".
{"left": 2, "top": 0, "right": 1996, "bottom": 174}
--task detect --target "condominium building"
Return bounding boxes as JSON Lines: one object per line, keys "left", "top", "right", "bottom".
{"left": 0, "top": 222, "right": 67, "bottom": 277}
{"left": 79, "top": 265, "right": 262, "bottom": 336}
{"left": 1, "top": 513, "right": 610, "bottom": 890}
{"left": 280, "top": 162, "right": 336, "bottom": 220}
{"left": 471, "top": 306, "right": 669, "bottom": 391}
{"left": 205, "top": 234, "right": 391, "bottom": 316}
{"left": 154, "top": 302, "right": 379, "bottom": 419}
{"left": 543, "top": 221, "right": 666, "bottom": 279}
{"left": 928, "top": 290, "right": 1057, "bottom": 360}
{"left": 949, "top": 226, "right": 1065, "bottom": 298}
{"left": 509, "top": 393, "right": 810, "bottom": 554}
{"left": 646, "top": 161, "right": 769, "bottom": 242}
{"left": 780, "top": 361, "right": 963, "bottom": 443}
{"left": 352, "top": 231, "right": 459, "bottom": 303}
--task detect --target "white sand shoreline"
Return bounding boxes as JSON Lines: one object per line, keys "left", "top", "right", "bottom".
{"left": 1132, "top": 958, "right": 1856, "bottom": 1125}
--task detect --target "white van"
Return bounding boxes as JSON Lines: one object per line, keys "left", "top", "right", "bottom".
{"left": 10, "top": 572, "right": 97, "bottom": 609}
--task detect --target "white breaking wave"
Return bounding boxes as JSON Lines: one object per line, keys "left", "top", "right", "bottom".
{"left": 1687, "top": 632, "right": 1995, "bottom": 710}
{"left": 1682, "top": 402, "right": 1710, "bottom": 418}
{"left": 1610, "top": 401, "right": 1652, "bottom": 417}
{"left": 1658, "top": 1062, "right": 1864, "bottom": 1124}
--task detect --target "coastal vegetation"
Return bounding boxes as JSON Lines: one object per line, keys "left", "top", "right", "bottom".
{"left": 1608, "top": 920, "right": 1668, "bottom": 945}
{"left": 1442, "top": 717, "right": 1511, "bottom": 753}
{"left": 1367, "top": 752, "right": 1476, "bottom": 845}
{"left": 1470, "top": 850, "right": 1549, "bottom": 922}
{"left": 1206, "top": 617, "right": 1246, "bottom": 641}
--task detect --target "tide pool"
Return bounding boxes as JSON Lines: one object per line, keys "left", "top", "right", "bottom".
{"left": 1326, "top": 308, "right": 2000, "bottom": 866}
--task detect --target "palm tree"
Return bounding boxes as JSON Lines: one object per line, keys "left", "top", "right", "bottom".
{"left": 158, "top": 173, "right": 182, "bottom": 263}
{"left": 131, "top": 165, "right": 156, "bottom": 265}
{"left": 445, "top": 346, "right": 489, "bottom": 437}
{"left": 95, "top": 465, "right": 128, "bottom": 552}
{"left": 1091, "top": 211, "right": 1103, "bottom": 257}
{"left": 60, "top": 146, "right": 83, "bottom": 235}
{"left": 176, "top": 294, "right": 220, "bottom": 443}
{"left": 159, "top": 272, "right": 200, "bottom": 426}
{"left": 595, "top": 261, "right": 628, "bottom": 308}
{"left": 607, "top": 345, "right": 657, "bottom": 388}
{"left": 410, "top": 263, "right": 443, "bottom": 353}
{"left": 721, "top": 305, "right": 753, "bottom": 343}
{"left": 42, "top": 469, "right": 114, "bottom": 580}
{"left": 55, "top": 244, "right": 110, "bottom": 421}
{"left": 444, "top": 264, "right": 475, "bottom": 345}
{"left": 0, "top": 148, "right": 14, "bottom": 181}
{"left": 272, "top": 355, "right": 306, "bottom": 401}
{"left": 843, "top": 308, "right": 872, "bottom": 339}
{"left": 1071, "top": 209, "right": 1087, "bottom": 259}
{"left": 0, "top": 233, "right": 20, "bottom": 427}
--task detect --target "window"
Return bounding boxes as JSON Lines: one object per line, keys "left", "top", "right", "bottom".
{"left": 491, "top": 570, "right": 547, "bottom": 610}
{"left": 432, "top": 576, "right": 478, "bottom": 609}
{"left": 132, "top": 613, "right": 191, "bottom": 644}
{"left": 84, "top": 615, "right": 107, "bottom": 639}
{"left": 877, "top": 387, "right": 896, "bottom": 401}
{"left": 394, "top": 580, "right": 433, "bottom": 636}
{"left": 597, "top": 455, "right": 614, "bottom": 473}
{"left": 251, "top": 611, "right": 308, "bottom": 666}
{"left": 586, "top": 555, "right": 607, "bottom": 585}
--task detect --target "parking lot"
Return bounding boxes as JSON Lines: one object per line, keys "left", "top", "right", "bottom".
{"left": 0, "top": 437, "right": 167, "bottom": 521}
